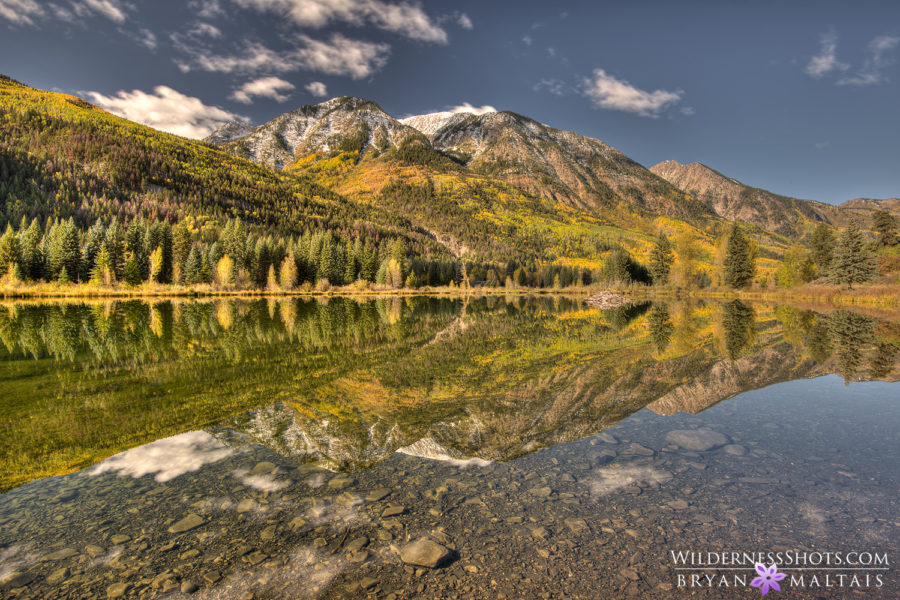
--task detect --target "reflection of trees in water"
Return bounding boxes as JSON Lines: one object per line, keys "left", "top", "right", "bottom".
{"left": 647, "top": 303, "right": 673, "bottom": 354}
{"left": 601, "top": 302, "right": 651, "bottom": 332}
{"left": 805, "top": 321, "right": 834, "bottom": 364}
{"left": 721, "top": 300, "right": 756, "bottom": 359}
{"left": 827, "top": 311, "right": 877, "bottom": 384}
{"left": 869, "top": 342, "right": 898, "bottom": 379}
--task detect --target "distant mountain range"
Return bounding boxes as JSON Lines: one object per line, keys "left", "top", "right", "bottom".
{"left": 206, "top": 96, "right": 897, "bottom": 244}
{"left": 2, "top": 73, "right": 895, "bottom": 275}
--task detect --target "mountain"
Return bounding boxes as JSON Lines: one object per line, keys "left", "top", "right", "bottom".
{"left": 649, "top": 160, "right": 845, "bottom": 236}
{"left": 839, "top": 197, "right": 900, "bottom": 212}
{"left": 223, "top": 96, "right": 425, "bottom": 170}
{"left": 204, "top": 121, "right": 257, "bottom": 145}
{"left": 402, "top": 110, "right": 711, "bottom": 219}
{"left": 219, "top": 99, "right": 713, "bottom": 222}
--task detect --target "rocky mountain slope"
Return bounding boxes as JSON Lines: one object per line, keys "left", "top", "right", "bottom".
{"left": 649, "top": 160, "right": 844, "bottom": 236}
{"left": 217, "top": 99, "right": 713, "bottom": 222}
{"left": 222, "top": 96, "right": 424, "bottom": 170}
{"left": 402, "top": 110, "right": 711, "bottom": 219}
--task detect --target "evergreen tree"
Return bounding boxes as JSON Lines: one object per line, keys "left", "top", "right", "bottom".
{"left": 602, "top": 247, "right": 632, "bottom": 284}
{"left": 90, "top": 246, "right": 114, "bottom": 285}
{"left": 721, "top": 300, "right": 756, "bottom": 359}
{"left": 81, "top": 220, "right": 106, "bottom": 281}
{"left": 829, "top": 221, "right": 877, "bottom": 289}
{"left": 172, "top": 221, "right": 192, "bottom": 283}
{"left": 648, "top": 232, "right": 673, "bottom": 285}
{"left": 723, "top": 223, "right": 754, "bottom": 289}
{"left": 57, "top": 266, "right": 70, "bottom": 284}
{"left": 124, "top": 256, "right": 142, "bottom": 286}
{"left": 19, "top": 218, "right": 43, "bottom": 280}
{"left": 647, "top": 304, "right": 673, "bottom": 353}
{"left": 184, "top": 246, "right": 202, "bottom": 284}
{"left": 871, "top": 209, "right": 898, "bottom": 247}
{"left": 0, "top": 223, "right": 21, "bottom": 275}
{"left": 809, "top": 223, "right": 835, "bottom": 274}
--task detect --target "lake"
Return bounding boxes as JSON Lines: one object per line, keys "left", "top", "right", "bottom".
{"left": 0, "top": 296, "right": 897, "bottom": 599}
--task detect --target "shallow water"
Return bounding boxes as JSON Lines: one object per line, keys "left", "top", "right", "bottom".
{"left": 0, "top": 297, "right": 897, "bottom": 599}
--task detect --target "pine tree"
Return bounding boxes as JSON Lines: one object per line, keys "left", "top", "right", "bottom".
{"left": 19, "top": 218, "right": 43, "bottom": 280}
{"left": 602, "top": 247, "right": 632, "bottom": 284}
{"left": 871, "top": 209, "right": 898, "bottom": 247}
{"left": 0, "top": 223, "right": 21, "bottom": 275}
{"left": 172, "top": 221, "right": 192, "bottom": 283}
{"left": 90, "top": 246, "right": 114, "bottom": 285}
{"left": 124, "top": 256, "right": 142, "bottom": 286}
{"left": 648, "top": 232, "right": 673, "bottom": 285}
{"left": 809, "top": 223, "right": 835, "bottom": 274}
{"left": 723, "top": 224, "right": 754, "bottom": 289}
{"left": 829, "top": 221, "right": 877, "bottom": 289}
{"left": 184, "top": 246, "right": 201, "bottom": 284}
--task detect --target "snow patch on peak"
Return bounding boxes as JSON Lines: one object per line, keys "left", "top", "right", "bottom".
{"left": 401, "top": 103, "right": 497, "bottom": 136}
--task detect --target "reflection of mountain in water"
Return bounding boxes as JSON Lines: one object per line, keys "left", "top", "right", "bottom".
{"left": 222, "top": 301, "right": 899, "bottom": 471}
{"left": 0, "top": 297, "right": 896, "bottom": 488}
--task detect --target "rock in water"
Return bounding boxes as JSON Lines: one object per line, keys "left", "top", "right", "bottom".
{"left": 398, "top": 539, "right": 451, "bottom": 568}
{"left": 665, "top": 429, "right": 730, "bottom": 452}
{"left": 168, "top": 513, "right": 205, "bottom": 534}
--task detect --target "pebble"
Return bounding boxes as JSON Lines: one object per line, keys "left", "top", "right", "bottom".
{"left": 365, "top": 488, "right": 391, "bottom": 502}
{"left": 381, "top": 505, "right": 406, "bottom": 518}
{"left": 181, "top": 581, "right": 199, "bottom": 594}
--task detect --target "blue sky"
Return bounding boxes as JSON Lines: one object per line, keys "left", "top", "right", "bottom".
{"left": 1, "top": 0, "right": 899, "bottom": 205}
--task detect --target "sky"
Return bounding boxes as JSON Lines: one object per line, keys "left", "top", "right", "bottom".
{"left": 1, "top": 0, "right": 899, "bottom": 205}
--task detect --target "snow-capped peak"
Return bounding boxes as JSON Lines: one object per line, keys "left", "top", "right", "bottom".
{"left": 401, "top": 103, "right": 497, "bottom": 136}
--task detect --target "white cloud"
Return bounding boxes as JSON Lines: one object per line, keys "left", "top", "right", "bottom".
{"left": 189, "top": 0, "right": 225, "bottom": 18}
{"left": 233, "top": 0, "right": 447, "bottom": 43}
{"left": 534, "top": 78, "right": 568, "bottom": 96}
{"left": 190, "top": 22, "right": 222, "bottom": 38}
{"left": 137, "top": 28, "right": 157, "bottom": 50}
{"left": 177, "top": 34, "right": 390, "bottom": 78}
{"left": 522, "top": 35, "right": 532, "bottom": 46}
{"left": 581, "top": 69, "right": 682, "bottom": 117}
{"left": 0, "top": 0, "right": 129, "bottom": 24}
{"left": 838, "top": 35, "right": 899, "bottom": 86}
{"left": 89, "top": 431, "right": 235, "bottom": 482}
{"left": 305, "top": 80, "right": 328, "bottom": 97}
{"left": 0, "top": 0, "right": 43, "bottom": 24}
{"left": 446, "top": 102, "right": 496, "bottom": 115}
{"left": 74, "top": 0, "right": 128, "bottom": 22}
{"left": 805, "top": 32, "right": 849, "bottom": 78}
{"left": 231, "top": 76, "right": 295, "bottom": 103}
{"left": 85, "top": 85, "right": 248, "bottom": 138}
{"left": 457, "top": 12, "right": 472, "bottom": 29}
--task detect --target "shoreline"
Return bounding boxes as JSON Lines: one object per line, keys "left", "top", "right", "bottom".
{"left": 2, "top": 282, "right": 898, "bottom": 308}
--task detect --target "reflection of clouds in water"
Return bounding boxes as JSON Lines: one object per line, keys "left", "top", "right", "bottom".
{"left": 798, "top": 502, "right": 829, "bottom": 536}
{"left": 193, "top": 545, "right": 347, "bottom": 600}
{"left": 232, "top": 469, "right": 290, "bottom": 492}
{"left": 89, "top": 431, "right": 234, "bottom": 482}
{"left": 397, "top": 438, "right": 492, "bottom": 468}
{"left": 0, "top": 545, "right": 40, "bottom": 584}
{"left": 587, "top": 463, "right": 673, "bottom": 496}
{"left": 306, "top": 473, "right": 326, "bottom": 488}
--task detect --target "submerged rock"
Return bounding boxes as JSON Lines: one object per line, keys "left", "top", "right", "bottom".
{"left": 168, "top": 513, "right": 205, "bottom": 534}
{"left": 665, "top": 429, "right": 730, "bottom": 452}
{"left": 398, "top": 539, "right": 452, "bottom": 568}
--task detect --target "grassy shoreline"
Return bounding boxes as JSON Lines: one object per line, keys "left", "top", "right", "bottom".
{"left": 2, "top": 280, "right": 898, "bottom": 308}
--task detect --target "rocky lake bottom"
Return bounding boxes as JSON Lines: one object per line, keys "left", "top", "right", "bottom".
{"left": 1, "top": 375, "right": 897, "bottom": 600}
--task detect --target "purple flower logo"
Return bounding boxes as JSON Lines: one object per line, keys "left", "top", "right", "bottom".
{"left": 751, "top": 563, "right": 787, "bottom": 596}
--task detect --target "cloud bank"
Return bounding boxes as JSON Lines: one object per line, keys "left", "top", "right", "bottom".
{"left": 86, "top": 85, "right": 247, "bottom": 138}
